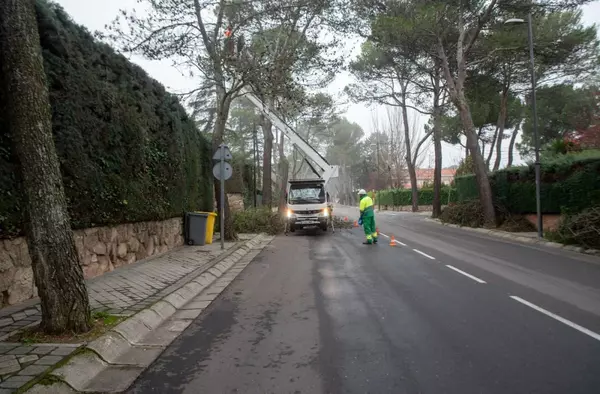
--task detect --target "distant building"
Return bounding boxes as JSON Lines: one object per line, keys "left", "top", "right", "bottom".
{"left": 402, "top": 168, "right": 456, "bottom": 188}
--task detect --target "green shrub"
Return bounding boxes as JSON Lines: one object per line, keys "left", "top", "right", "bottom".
{"left": 376, "top": 186, "right": 457, "bottom": 207}
{"left": 232, "top": 208, "right": 284, "bottom": 235}
{"left": 454, "top": 154, "right": 600, "bottom": 215}
{"left": 0, "top": 1, "right": 213, "bottom": 239}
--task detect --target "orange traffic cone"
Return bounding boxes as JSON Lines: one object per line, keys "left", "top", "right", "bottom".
{"left": 344, "top": 216, "right": 348, "bottom": 222}
{"left": 376, "top": 227, "right": 379, "bottom": 236}
{"left": 390, "top": 235, "right": 395, "bottom": 246}
{"left": 353, "top": 220, "right": 359, "bottom": 227}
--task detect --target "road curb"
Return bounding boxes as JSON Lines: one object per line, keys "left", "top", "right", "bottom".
{"left": 424, "top": 218, "right": 600, "bottom": 256}
{"left": 24, "top": 233, "right": 274, "bottom": 393}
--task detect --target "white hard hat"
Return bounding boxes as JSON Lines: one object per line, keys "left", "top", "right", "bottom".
{"left": 357, "top": 189, "right": 367, "bottom": 195}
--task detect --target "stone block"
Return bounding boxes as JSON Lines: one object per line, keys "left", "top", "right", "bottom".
{"left": 134, "top": 309, "right": 163, "bottom": 330}
{"left": 18, "top": 354, "right": 39, "bottom": 364}
{"left": 92, "top": 242, "right": 107, "bottom": 256}
{"left": 134, "top": 244, "right": 147, "bottom": 261}
{"left": 163, "top": 293, "right": 187, "bottom": 309}
{"left": 113, "top": 316, "right": 152, "bottom": 344}
{"left": 35, "top": 355, "right": 63, "bottom": 366}
{"left": 83, "top": 234, "right": 99, "bottom": 252}
{"left": 97, "top": 256, "right": 113, "bottom": 274}
{"left": 127, "top": 237, "right": 140, "bottom": 253}
{"left": 126, "top": 253, "right": 136, "bottom": 266}
{"left": 18, "top": 364, "right": 48, "bottom": 376}
{"left": 8, "top": 267, "right": 34, "bottom": 305}
{"left": 87, "top": 331, "right": 162, "bottom": 367}
{"left": 0, "top": 356, "right": 20, "bottom": 375}
{"left": 150, "top": 301, "right": 176, "bottom": 320}
{"left": 117, "top": 243, "right": 128, "bottom": 259}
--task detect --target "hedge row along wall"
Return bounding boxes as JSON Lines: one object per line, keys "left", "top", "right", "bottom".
{"left": 376, "top": 187, "right": 457, "bottom": 207}
{"left": 454, "top": 156, "right": 600, "bottom": 214}
{"left": 0, "top": 1, "right": 213, "bottom": 239}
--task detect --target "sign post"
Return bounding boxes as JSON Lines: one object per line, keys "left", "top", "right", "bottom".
{"left": 213, "top": 144, "right": 232, "bottom": 250}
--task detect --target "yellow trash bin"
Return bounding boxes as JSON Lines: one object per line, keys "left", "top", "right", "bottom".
{"left": 195, "top": 211, "right": 217, "bottom": 244}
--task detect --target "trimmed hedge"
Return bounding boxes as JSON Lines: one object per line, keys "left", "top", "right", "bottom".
{"left": 376, "top": 187, "right": 457, "bottom": 207}
{"left": 454, "top": 154, "right": 600, "bottom": 214}
{"left": 0, "top": 1, "right": 213, "bottom": 239}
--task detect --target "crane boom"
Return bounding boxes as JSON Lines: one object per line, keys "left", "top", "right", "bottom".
{"left": 240, "top": 86, "right": 339, "bottom": 185}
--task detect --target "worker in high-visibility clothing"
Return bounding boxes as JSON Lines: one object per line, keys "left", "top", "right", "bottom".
{"left": 358, "top": 189, "right": 378, "bottom": 244}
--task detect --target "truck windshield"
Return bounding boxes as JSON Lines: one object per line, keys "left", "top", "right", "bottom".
{"left": 289, "top": 186, "right": 325, "bottom": 204}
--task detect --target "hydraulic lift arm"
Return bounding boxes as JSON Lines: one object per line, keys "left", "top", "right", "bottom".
{"left": 240, "top": 86, "right": 339, "bottom": 185}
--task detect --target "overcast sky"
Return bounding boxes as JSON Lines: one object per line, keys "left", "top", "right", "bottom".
{"left": 54, "top": 0, "right": 600, "bottom": 168}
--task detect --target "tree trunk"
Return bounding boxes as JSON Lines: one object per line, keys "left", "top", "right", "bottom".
{"left": 432, "top": 101, "right": 443, "bottom": 218}
{"left": 261, "top": 114, "right": 273, "bottom": 207}
{"left": 277, "top": 130, "right": 288, "bottom": 213}
{"left": 457, "top": 98, "right": 496, "bottom": 226}
{"left": 0, "top": 0, "right": 91, "bottom": 334}
{"left": 507, "top": 120, "right": 521, "bottom": 167}
{"left": 493, "top": 89, "right": 509, "bottom": 171}
{"left": 213, "top": 90, "right": 237, "bottom": 241}
{"left": 400, "top": 85, "right": 419, "bottom": 212}
{"left": 486, "top": 126, "right": 499, "bottom": 169}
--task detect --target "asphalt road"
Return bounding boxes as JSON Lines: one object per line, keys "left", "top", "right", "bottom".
{"left": 127, "top": 207, "right": 600, "bottom": 394}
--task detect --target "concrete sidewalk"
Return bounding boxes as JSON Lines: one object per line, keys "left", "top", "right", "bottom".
{"left": 0, "top": 233, "right": 264, "bottom": 393}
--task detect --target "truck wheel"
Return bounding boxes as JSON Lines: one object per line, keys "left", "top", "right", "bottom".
{"left": 321, "top": 223, "right": 328, "bottom": 232}
{"left": 290, "top": 225, "right": 295, "bottom": 232}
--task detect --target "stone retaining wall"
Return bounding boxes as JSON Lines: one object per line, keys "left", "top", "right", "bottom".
{"left": 0, "top": 217, "right": 183, "bottom": 308}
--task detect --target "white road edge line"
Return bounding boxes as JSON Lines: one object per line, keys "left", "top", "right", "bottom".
{"left": 395, "top": 240, "right": 407, "bottom": 246}
{"left": 413, "top": 249, "right": 435, "bottom": 260}
{"left": 445, "top": 265, "right": 486, "bottom": 283}
{"left": 510, "top": 296, "right": 600, "bottom": 342}
{"left": 379, "top": 233, "right": 390, "bottom": 238}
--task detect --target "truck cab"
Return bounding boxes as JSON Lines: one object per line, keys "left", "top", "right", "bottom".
{"left": 286, "top": 179, "right": 331, "bottom": 232}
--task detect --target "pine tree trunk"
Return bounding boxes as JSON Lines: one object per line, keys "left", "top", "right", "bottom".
{"left": 277, "top": 131, "right": 288, "bottom": 213}
{"left": 212, "top": 90, "right": 237, "bottom": 241}
{"left": 457, "top": 98, "right": 496, "bottom": 227}
{"left": 0, "top": 0, "right": 91, "bottom": 334}
{"left": 507, "top": 121, "right": 521, "bottom": 168}
{"left": 399, "top": 86, "right": 419, "bottom": 212}
{"left": 432, "top": 104, "right": 443, "bottom": 218}
{"left": 261, "top": 115, "right": 273, "bottom": 207}
{"left": 493, "top": 89, "right": 509, "bottom": 171}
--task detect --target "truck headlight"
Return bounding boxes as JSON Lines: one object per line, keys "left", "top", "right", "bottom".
{"left": 322, "top": 208, "right": 329, "bottom": 217}
{"left": 287, "top": 209, "right": 293, "bottom": 218}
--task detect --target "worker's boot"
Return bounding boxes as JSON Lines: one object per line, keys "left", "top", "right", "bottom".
{"left": 363, "top": 240, "right": 372, "bottom": 245}
{"left": 373, "top": 237, "right": 378, "bottom": 244}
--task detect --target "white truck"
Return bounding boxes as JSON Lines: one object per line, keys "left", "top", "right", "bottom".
{"left": 240, "top": 86, "right": 338, "bottom": 233}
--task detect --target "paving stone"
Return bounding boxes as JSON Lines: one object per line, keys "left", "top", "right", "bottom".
{"left": 29, "top": 347, "right": 54, "bottom": 355}
{"left": 0, "top": 357, "right": 20, "bottom": 375}
{"left": 18, "top": 364, "right": 48, "bottom": 376}
{"left": 0, "top": 346, "right": 16, "bottom": 354}
{"left": 18, "top": 354, "right": 39, "bottom": 364}
{"left": 0, "top": 355, "right": 15, "bottom": 363}
{"left": 0, "top": 320, "right": 12, "bottom": 329}
{"left": 49, "top": 347, "right": 74, "bottom": 357}
{"left": 11, "top": 313, "right": 26, "bottom": 321}
{"left": 35, "top": 355, "right": 63, "bottom": 366}
{"left": 3, "top": 375, "right": 30, "bottom": 383}
{"left": 23, "top": 310, "right": 38, "bottom": 317}
{"left": 0, "top": 375, "right": 31, "bottom": 388}
{"left": 7, "top": 347, "right": 31, "bottom": 355}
